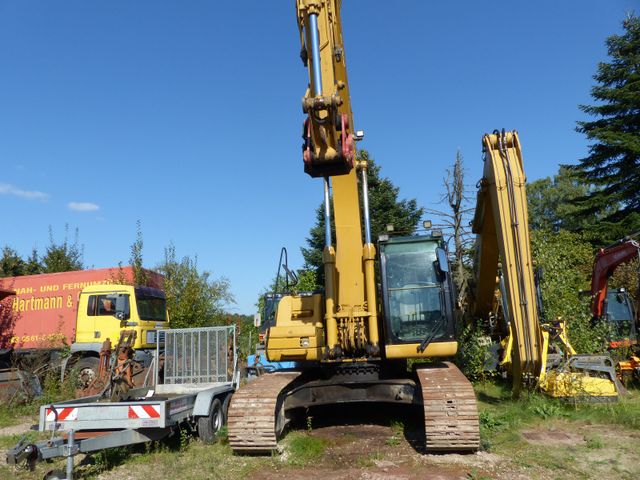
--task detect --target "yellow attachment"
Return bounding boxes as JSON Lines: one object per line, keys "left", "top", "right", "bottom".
{"left": 540, "top": 370, "right": 619, "bottom": 399}
{"left": 266, "top": 294, "right": 325, "bottom": 362}
{"left": 323, "top": 246, "right": 338, "bottom": 351}
{"left": 500, "top": 321, "right": 619, "bottom": 400}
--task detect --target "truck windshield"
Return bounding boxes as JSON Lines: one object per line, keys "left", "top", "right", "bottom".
{"left": 135, "top": 289, "right": 167, "bottom": 322}
{"left": 382, "top": 241, "right": 445, "bottom": 343}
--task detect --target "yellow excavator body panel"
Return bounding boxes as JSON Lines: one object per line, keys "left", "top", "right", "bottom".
{"left": 384, "top": 342, "right": 457, "bottom": 359}
{"left": 266, "top": 293, "right": 325, "bottom": 361}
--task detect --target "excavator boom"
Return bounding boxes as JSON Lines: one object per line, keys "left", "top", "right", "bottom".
{"left": 472, "top": 131, "right": 543, "bottom": 391}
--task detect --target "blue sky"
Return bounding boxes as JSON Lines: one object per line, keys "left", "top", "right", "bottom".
{"left": 0, "top": 1, "right": 636, "bottom": 314}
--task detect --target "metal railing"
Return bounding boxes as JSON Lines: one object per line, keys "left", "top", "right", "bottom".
{"left": 157, "top": 326, "right": 236, "bottom": 385}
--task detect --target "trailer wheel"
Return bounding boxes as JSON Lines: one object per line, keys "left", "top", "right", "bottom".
{"left": 197, "top": 398, "right": 223, "bottom": 443}
{"left": 43, "top": 469, "right": 66, "bottom": 480}
{"left": 74, "top": 357, "right": 100, "bottom": 389}
{"left": 222, "top": 392, "right": 231, "bottom": 423}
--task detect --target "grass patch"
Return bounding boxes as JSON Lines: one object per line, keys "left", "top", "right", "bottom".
{"left": 585, "top": 435, "right": 604, "bottom": 450}
{"left": 385, "top": 419, "right": 403, "bottom": 446}
{"left": 284, "top": 432, "right": 328, "bottom": 466}
{"left": 357, "top": 450, "right": 383, "bottom": 467}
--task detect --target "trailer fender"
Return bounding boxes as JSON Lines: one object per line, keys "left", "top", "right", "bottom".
{"left": 193, "top": 386, "right": 233, "bottom": 418}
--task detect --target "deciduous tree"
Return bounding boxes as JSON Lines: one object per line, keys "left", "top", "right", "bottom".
{"left": 157, "top": 244, "right": 234, "bottom": 329}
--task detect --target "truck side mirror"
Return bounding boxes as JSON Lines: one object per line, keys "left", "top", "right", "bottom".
{"left": 436, "top": 248, "right": 449, "bottom": 273}
{"left": 254, "top": 313, "right": 261, "bottom": 328}
{"left": 115, "top": 295, "right": 130, "bottom": 321}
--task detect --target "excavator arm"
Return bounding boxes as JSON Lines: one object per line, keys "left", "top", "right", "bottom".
{"left": 472, "top": 130, "right": 543, "bottom": 394}
{"left": 265, "top": 0, "right": 379, "bottom": 362}
{"left": 297, "top": 0, "right": 356, "bottom": 178}
{"left": 591, "top": 238, "right": 640, "bottom": 318}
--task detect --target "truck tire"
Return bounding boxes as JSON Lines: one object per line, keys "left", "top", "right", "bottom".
{"left": 74, "top": 357, "right": 100, "bottom": 389}
{"left": 44, "top": 469, "right": 66, "bottom": 480}
{"left": 197, "top": 398, "right": 223, "bottom": 443}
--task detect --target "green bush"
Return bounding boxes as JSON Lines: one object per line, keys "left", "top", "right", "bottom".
{"left": 531, "top": 229, "right": 606, "bottom": 354}
{"left": 455, "top": 323, "right": 492, "bottom": 381}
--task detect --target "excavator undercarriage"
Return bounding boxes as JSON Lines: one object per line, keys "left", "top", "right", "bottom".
{"left": 228, "top": 361, "right": 479, "bottom": 453}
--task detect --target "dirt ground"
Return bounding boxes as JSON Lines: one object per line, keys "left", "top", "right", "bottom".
{"left": 2, "top": 403, "right": 639, "bottom": 479}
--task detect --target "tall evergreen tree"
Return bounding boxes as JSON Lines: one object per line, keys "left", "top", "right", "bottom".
{"left": 0, "top": 247, "right": 26, "bottom": 277}
{"left": 41, "top": 225, "right": 83, "bottom": 273}
{"left": 527, "top": 166, "right": 597, "bottom": 231}
{"left": 24, "top": 248, "right": 43, "bottom": 275}
{"left": 301, "top": 149, "right": 424, "bottom": 285}
{"left": 570, "top": 14, "right": 640, "bottom": 240}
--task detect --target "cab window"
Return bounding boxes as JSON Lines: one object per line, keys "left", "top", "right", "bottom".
{"left": 86, "top": 294, "right": 127, "bottom": 317}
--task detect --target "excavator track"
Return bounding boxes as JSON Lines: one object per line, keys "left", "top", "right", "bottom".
{"left": 417, "top": 362, "right": 480, "bottom": 452}
{"left": 227, "top": 372, "right": 301, "bottom": 453}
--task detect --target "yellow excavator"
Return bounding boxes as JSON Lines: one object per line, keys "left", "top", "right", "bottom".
{"left": 228, "top": 0, "right": 479, "bottom": 453}
{"left": 228, "top": 1, "right": 621, "bottom": 454}
{"left": 472, "top": 130, "right": 622, "bottom": 401}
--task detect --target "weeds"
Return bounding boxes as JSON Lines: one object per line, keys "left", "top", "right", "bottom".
{"left": 386, "top": 420, "right": 403, "bottom": 446}
{"left": 585, "top": 435, "right": 604, "bottom": 449}
{"left": 357, "top": 450, "right": 383, "bottom": 468}
{"left": 92, "top": 446, "right": 132, "bottom": 472}
{"left": 467, "top": 469, "right": 492, "bottom": 480}
{"left": 285, "top": 432, "right": 328, "bottom": 466}
{"left": 216, "top": 425, "right": 228, "bottom": 444}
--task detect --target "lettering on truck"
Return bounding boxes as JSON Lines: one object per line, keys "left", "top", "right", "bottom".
{"left": 0, "top": 267, "right": 164, "bottom": 350}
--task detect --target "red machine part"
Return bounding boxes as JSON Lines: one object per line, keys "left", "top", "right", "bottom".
{"left": 590, "top": 238, "right": 640, "bottom": 318}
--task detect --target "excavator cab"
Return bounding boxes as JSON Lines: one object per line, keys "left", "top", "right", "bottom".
{"left": 379, "top": 235, "right": 457, "bottom": 359}
{"left": 603, "top": 288, "right": 638, "bottom": 346}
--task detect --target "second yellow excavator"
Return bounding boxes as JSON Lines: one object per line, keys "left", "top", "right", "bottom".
{"left": 472, "top": 130, "right": 622, "bottom": 401}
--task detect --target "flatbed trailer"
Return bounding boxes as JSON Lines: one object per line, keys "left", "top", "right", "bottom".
{"left": 7, "top": 326, "right": 238, "bottom": 479}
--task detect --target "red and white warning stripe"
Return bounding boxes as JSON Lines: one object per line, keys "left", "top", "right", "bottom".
{"left": 128, "top": 405, "right": 161, "bottom": 419}
{"left": 45, "top": 407, "right": 78, "bottom": 422}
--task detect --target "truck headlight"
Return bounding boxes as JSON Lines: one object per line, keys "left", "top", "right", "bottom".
{"left": 146, "top": 330, "right": 157, "bottom": 344}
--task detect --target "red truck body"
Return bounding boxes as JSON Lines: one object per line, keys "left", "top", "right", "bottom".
{"left": 0, "top": 268, "right": 163, "bottom": 350}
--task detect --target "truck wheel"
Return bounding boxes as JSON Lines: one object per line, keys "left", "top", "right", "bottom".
{"left": 43, "top": 469, "right": 66, "bottom": 480}
{"left": 74, "top": 357, "right": 100, "bottom": 389}
{"left": 197, "top": 398, "right": 223, "bottom": 443}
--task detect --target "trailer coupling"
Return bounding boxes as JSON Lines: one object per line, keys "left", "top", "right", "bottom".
{"left": 6, "top": 436, "right": 40, "bottom": 470}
